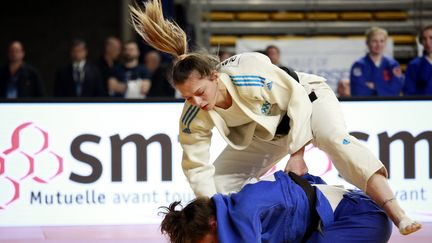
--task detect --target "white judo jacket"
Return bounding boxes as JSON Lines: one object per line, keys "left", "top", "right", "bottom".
{"left": 179, "top": 52, "right": 327, "bottom": 197}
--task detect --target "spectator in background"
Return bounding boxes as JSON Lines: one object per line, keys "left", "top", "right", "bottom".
{"left": 108, "top": 41, "right": 151, "bottom": 98}
{"left": 143, "top": 50, "right": 161, "bottom": 75}
{"left": 218, "top": 49, "right": 233, "bottom": 62}
{"left": 146, "top": 50, "right": 176, "bottom": 98}
{"left": 265, "top": 45, "right": 302, "bottom": 89}
{"left": 350, "top": 27, "right": 404, "bottom": 97}
{"left": 403, "top": 25, "right": 432, "bottom": 96}
{"left": 265, "top": 45, "right": 290, "bottom": 72}
{"left": 54, "top": 39, "right": 104, "bottom": 98}
{"left": 0, "top": 41, "right": 44, "bottom": 98}
{"left": 337, "top": 78, "right": 351, "bottom": 97}
{"left": 97, "top": 36, "right": 122, "bottom": 96}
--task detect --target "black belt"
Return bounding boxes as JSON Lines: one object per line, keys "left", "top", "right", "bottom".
{"left": 309, "top": 91, "right": 317, "bottom": 102}
{"left": 284, "top": 66, "right": 318, "bottom": 103}
{"left": 288, "top": 172, "right": 321, "bottom": 242}
{"left": 276, "top": 65, "right": 317, "bottom": 135}
{"left": 275, "top": 91, "right": 316, "bottom": 135}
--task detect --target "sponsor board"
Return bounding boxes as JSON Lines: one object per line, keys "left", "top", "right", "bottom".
{"left": 0, "top": 100, "right": 430, "bottom": 225}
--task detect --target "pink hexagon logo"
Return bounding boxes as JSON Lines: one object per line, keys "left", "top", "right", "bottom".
{"left": 0, "top": 122, "right": 63, "bottom": 209}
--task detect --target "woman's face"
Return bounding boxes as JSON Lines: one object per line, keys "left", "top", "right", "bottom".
{"left": 197, "top": 232, "right": 218, "bottom": 243}
{"left": 196, "top": 217, "right": 218, "bottom": 243}
{"left": 367, "top": 32, "right": 387, "bottom": 56}
{"left": 176, "top": 70, "right": 219, "bottom": 111}
{"left": 422, "top": 28, "right": 432, "bottom": 55}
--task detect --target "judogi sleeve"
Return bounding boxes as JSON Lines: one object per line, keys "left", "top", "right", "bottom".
{"left": 403, "top": 60, "right": 419, "bottom": 95}
{"left": 350, "top": 61, "right": 372, "bottom": 96}
{"left": 179, "top": 103, "right": 217, "bottom": 197}
{"left": 386, "top": 60, "right": 404, "bottom": 95}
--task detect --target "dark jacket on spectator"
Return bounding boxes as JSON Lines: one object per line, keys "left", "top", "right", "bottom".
{"left": 54, "top": 62, "right": 104, "bottom": 97}
{"left": 147, "top": 64, "right": 176, "bottom": 98}
{"left": 96, "top": 56, "right": 119, "bottom": 96}
{"left": 0, "top": 63, "right": 44, "bottom": 98}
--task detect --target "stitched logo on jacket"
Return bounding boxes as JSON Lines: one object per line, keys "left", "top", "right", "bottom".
{"left": 266, "top": 81, "right": 273, "bottom": 90}
{"left": 181, "top": 105, "right": 199, "bottom": 134}
{"left": 261, "top": 101, "right": 271, "bottom": 115}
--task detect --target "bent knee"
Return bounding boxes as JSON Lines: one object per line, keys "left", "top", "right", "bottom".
{"left": 314, "top": 131, "right": 351, "bottom": 149}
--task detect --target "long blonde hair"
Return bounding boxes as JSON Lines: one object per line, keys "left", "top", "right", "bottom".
{"left": 130, "top": 0, "right": 187, "bottom": 58}
{"left": 129, "top": 0, "right": 219, "bottom": 85}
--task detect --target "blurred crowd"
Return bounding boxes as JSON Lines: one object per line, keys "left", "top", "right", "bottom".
{"left": 0, "top": 37, "right": 177, "bottom": 99}
{"left": 1, "top": 25, "right": 431, "bottom": 100}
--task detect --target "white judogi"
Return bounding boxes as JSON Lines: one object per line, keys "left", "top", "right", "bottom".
{"left": 179, "top": 52, "right": 386, "bottom": 197}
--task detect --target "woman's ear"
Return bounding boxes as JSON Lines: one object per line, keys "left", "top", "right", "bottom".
{"left": 210, "top": 70, "right": 219, "bottom": 82}
{"left": 209, "top": 216, "right": 217, "bottom": 231}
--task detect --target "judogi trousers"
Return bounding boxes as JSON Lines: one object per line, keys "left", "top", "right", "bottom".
{"left": 213, "top": 82, "right": 386, "bottom": 194}
{"left": 307, "top": 191, "right": 392, "bottom": 243}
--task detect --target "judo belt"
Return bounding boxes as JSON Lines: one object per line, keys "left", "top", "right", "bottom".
{"left": 288, "top": 172, "right": 321, "bottom": 242}
{"left": 275, "top": 67, "right": 317, "bottom": 135}
{"left": 285, "top": 66, "right": 318, "bottom": 103}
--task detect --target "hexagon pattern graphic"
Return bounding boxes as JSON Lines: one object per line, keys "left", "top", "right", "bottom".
{"left": 0, "top": 122, "right": 63, "bottom": 209}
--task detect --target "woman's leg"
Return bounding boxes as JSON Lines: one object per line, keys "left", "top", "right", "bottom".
{"left": 310, "top": 82, "right": 421, "bottom": 235}
{"left": 307, "top": 191, "right": 393, "bottom": 243}
{"left": 366, "top": 173, "right": 422, "bottom": 235}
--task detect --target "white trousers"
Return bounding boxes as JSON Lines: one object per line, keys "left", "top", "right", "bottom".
{"left": 213, "top": 82, "right": 386, "bottom": 194}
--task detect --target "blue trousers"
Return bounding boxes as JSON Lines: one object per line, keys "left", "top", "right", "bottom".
{"left": 307, "top": 191, "right": 392, "bottom": 243}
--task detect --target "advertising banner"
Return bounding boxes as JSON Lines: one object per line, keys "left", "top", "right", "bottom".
{"left": 0, "top": 100, "right": 430, "bottom": 226}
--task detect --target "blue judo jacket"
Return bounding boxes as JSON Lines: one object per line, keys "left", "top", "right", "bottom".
{"left": 212, "top": 171, "right": 333, "bottom": 243}
{"left": 350, "top": 55, "right": 403, "bottom": 96}
{"left": 403, "top": 55, "right": 432, "bottom": 95}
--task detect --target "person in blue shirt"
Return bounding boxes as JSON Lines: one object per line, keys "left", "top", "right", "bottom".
{"left": 159, "top": 170, "right": 392, "bottom": 243}
{"left": 108, "top": 41, "right": 151, "bottom": 98}
{"left": 350, "top": 27, "right": 404, "bottom": 97}
{"left": 403, "top": 25, "right": 432, "bottom": 96}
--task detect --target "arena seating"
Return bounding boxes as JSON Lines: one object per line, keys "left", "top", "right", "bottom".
{"left": 191, "top": 0, "right": 432, "bottom": 65}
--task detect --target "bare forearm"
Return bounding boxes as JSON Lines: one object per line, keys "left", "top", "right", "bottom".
{"left": 291, "top": 145, "right": 305, "bottom": 158}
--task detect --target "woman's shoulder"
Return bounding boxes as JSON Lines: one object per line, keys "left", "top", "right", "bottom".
{"left": 382, "top": 56, "right": 400, "bottom": 66}
{"left": 220, "top": 52, "right": 270, "bottom": 68}
{"left": 179, "top": 102, "right": 212, "bottom": 134}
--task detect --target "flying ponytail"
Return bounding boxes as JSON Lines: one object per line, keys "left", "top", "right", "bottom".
{"left": 129, "top": 0, "right": 187, "bottom": 58}
{"left": 130, "top": 0, "right": 219, "bottom": 85}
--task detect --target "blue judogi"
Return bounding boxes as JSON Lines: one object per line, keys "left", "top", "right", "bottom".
{"left": 403, "top": 55, "right": 432, "bottom": 95}
{"left": 350, "top": 55, "right": 403, "bottom": 96}
{"left": 212, "top": 171, "right": 392, "bottom": 243}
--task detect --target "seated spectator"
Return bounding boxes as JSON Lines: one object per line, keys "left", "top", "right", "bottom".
{"left": 147, "top": 63, "right": 176, "bottom": 98}
{"left": 97, "top": 36, "right": 122, "bottom": 96}
{"left": 403, "top": 25, "right": 432, "bottom": 96}
{"left": 54, "top": 38, "right": 104, "bottom": 98}
{"left": 0, "top": 41, "right": 45, "bottom": 98}
{"left": 337, "top": 78, "right": 351, "bottom": 97}
{"left": 108, "top": 41, "right": 151, "bottom": 98}
{"left": 218, "top": 49, "right": 233, "bottom": 62}
{"left": 264, "top": 45, "right": 290, "bottom": 73}
{"left": 350, "top": 27, "right": 403, "bottom": 97}
{"left": 143, "top": 50, "right": 161, "bottom": 76}
{"left": 146, "top": 51, "right": 176, "bottom": 98}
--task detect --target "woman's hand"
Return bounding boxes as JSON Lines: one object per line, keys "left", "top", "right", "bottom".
{"left": 285, "top": 146, "right": 308, "bottom": 176}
